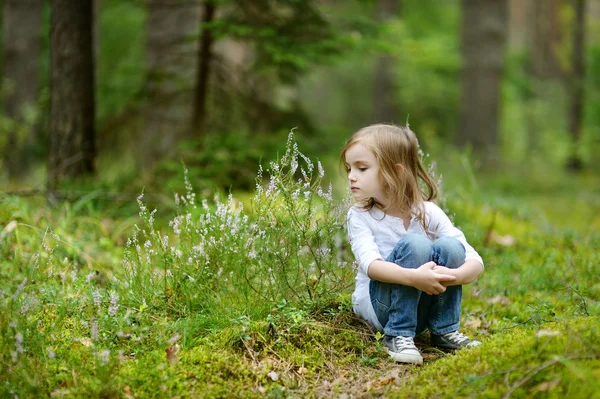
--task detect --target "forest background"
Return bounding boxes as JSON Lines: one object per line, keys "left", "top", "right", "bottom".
{"left": 1, "top": 0, "right": 599, "bottom": 398}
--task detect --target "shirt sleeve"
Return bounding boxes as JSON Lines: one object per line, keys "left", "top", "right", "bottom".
{"left": 346, "top": 208, "right": 383, "bottom": 276}
{"left": 426, "top": 202, "right": 484, "bottom": 268}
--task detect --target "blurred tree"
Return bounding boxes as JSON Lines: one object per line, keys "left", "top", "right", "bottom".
{"left": 141, "top": 0, "right": 201, "bottom": 172}
{"left": 1, "top": 0, "right": 44, "bottom": 178}
{"left": 523, "top": 0, "right": 565, "bottom": 154}
{"left": 528, "top": 0, "right": 563, "bottom": 79}
{"left": 47, "top": 0, "right": 96, "bottom": 189}
{"left": 204, "top": 0, "right": 345, "bottom": 136}
{"left": 373, "top": 0, "right": 400, "bottom": 124}
{"left": 94, "top": 0, "right": 101, "bottom": 72}
{"left": 192, "top": 0, "right": 216, "bottom": 135}
{"left": 566, "top": 0, "right": 586, "bottom": 171}
{"left": 507, "top": 0, "right": 527, "bottom": 49}
{"left": 458, "top": 0, "right": 508, "bottom": 166}
{"left": 145, "top": 0, "right": 346, "bottom": 179}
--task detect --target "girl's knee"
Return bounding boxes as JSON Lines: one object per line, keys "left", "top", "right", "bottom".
{"left": 432, "top": 237, "right": 465, "bottom": 268}
{"left": 399, "top": 234, "right": 433, "bottom": 265}
{"left": 386, "top": 234, "right": 433, "bottom": 268}
{"left": 403, "top": 234, "right": 432, "bottom": 251}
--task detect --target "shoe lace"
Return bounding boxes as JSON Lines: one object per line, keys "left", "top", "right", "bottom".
{"left": 394, "top": 336, "right": 416, "bottom": 349}
{"left": 445, "top": 331, "right": 469, "bottom": 344}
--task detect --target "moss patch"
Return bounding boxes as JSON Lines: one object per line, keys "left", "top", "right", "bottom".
{"left": 396, "top": 317, "right": 600, "bottom": 398}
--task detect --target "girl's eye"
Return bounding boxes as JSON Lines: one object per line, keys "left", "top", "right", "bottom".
{"left": 359, "top": 167, "right": 367, "bottom": 172}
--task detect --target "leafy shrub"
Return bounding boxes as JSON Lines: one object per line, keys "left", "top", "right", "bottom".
{"left": 123, "top": 132, "right": 355, "bottom": 318}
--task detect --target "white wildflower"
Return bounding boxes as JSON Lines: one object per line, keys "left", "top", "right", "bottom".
{"left": 14, "top": 332, "right": 24, "bottom": 353}
{"left": 91, "top": 319, "right": 99, "bottom": 340}
{"left": 317, "top": 161, "right": 325, "bottom": 178}
{"left": 92, "top": 289, "right": 102, "bottom": 310}
{"left": 108, "top": 292, "right": 119, "bottom": 317}
{"left": 149, "top": 209, "right": 157, "bottom": 225}
{"left": 100, "top": 349, "right": 110, "bottom": 366}
{"left": 168, "top": 333, "right": 181, "bottom": 345}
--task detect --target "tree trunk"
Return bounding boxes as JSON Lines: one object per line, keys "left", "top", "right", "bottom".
{"left": 48, "top": 0, "right": 96, "bottom": 189}
{"left": 507, "top": 0, "right": 527, "bottom": 49}
{"left": 527, "top": 0, "right": 562, "bottom": 79}
{"left": 522, "top": 0, "right": 565, "bottom": 154}
{"left": 140, "top": 0, "right": 201, "bottom": 172}
{"left": 458, "top": 0, "right": 508, "bottom": 166}
{"left": 192, "top": 0, "right": 216, "bottom": 135}
{"left": 373, "top": 0, "right": 400, "bottom": 124}
{"left": 95, "top": 0, "right": 101, "bottom": 74}
{"left": 2, "top": 0, "right": 44, "bottom": 178}
{"left": 566, "top": 0, "right": 586, "bottom": 171}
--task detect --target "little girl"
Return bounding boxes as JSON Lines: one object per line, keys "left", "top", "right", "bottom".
{"left": 342, "top": 123, "right": 484, "bottom": 365}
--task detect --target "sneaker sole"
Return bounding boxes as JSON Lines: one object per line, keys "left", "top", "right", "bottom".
{"left": 388, "top": 351, "right": 423, "bottom": 364}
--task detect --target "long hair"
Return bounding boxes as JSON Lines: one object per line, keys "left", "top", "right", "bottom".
{"left": 340, "top": 123, "right": 438, "bottom": 230}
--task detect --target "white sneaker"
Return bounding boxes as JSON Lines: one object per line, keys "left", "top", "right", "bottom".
{"left": 382, "top": 335, "right": 423, "bottom": 364}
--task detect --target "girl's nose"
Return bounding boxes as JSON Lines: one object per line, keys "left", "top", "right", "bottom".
{"left": 348, "top": 172, "right": 356, "bottom": 182}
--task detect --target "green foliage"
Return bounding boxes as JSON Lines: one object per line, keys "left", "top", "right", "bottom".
{"left": 388, "top": 2, "right": 461, "bottom": 142}
{"left": 161, "top": 130, "right": 292, "bottom": 192}
{"left": 214, "top": 0, "right": 358, "bottom": 83}
{"left": 96, "top": 0, "right": 146, "bottom": 122}
{"left": 124, "top": 133, "right": 354, "bottom": 319}
{"left": 297, "top": 1, "right": 462, "bottom": 152}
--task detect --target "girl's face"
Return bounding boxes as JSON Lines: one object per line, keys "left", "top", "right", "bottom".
{"left": 344, "top": 142, "right": 386, "bottom": 205}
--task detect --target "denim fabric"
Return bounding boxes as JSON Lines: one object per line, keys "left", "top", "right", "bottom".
{"left": 369, "top": 234, "right": 465, "bottom": 337}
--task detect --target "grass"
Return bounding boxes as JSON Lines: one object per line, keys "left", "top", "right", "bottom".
{"left": 1, "top": 140, "right": 599, "bottom": 398}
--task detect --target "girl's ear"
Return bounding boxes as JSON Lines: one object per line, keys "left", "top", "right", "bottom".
{"left": 395, "top": 163, "right": 404, "bottom": 172}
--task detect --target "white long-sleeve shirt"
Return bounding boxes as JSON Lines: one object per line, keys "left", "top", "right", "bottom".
{"left": 347, "top": 202, "right": 484, "bottom": 331}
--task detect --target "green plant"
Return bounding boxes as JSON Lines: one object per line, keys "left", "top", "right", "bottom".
{"left": 123, "top": 132, "right": 355, "bottom": 320}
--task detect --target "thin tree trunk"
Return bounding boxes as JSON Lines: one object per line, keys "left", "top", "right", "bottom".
{"left": 95, "top": 0, "right": 101, "bottom": 75}
{"left": 373, "top": 0, "right": 400, "bottom": 124}
{"left": 566, "top": 0, "right": 586, "bottom": 171}
{"left": 528, "top": 0, "right": 562, "bottom": 79}
{"left": 48, "top": 0, "right": 96, "bottom": 189}
{"left": 458, "top": 0, "right": 508, "bottom": 167}
{"left": 192, "top": 0, "right": 216, "bottom": 135}
{"left": 524, "top": 0, "right": 564, "bottom": 154}
{"left": 141, "top": 0, "right": 201, "bottom": 172}
{"left": 507, "top": 0, "right": 527, "bottom": 49}
{"left": 2, "top": 0, "right": 44, "bottom": 178}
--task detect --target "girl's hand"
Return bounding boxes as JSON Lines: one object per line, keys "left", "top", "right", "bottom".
{"left": 433, "top": 265, "right": 460, "bottom": 287}
{"left": 413, "top": 262, "right": 457, "bottom": 295}
{"left": 432, "top": 265, "right": 453, "bottom": 274}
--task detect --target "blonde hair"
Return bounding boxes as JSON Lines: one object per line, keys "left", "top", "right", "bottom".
{"left": 340, "top": 123, "right": 438, "bottom": 229}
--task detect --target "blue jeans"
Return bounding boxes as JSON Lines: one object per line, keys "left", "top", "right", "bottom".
{"left": 369, "top": 234, "right": 465, "bottom": 337}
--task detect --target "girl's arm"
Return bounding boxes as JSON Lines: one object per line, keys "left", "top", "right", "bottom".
{"left": 368, "top": 259, "right": 457, "bottom": 295}
{"left": 426, "top": 203, "right": 484, "bottom": 286}
{"left": 434, "top": 259, "right": 483, "bottom": 286}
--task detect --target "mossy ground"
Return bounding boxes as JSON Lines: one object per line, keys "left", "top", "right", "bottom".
{"left": 1, "top": 171, "right": 599, "bottom": 398}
